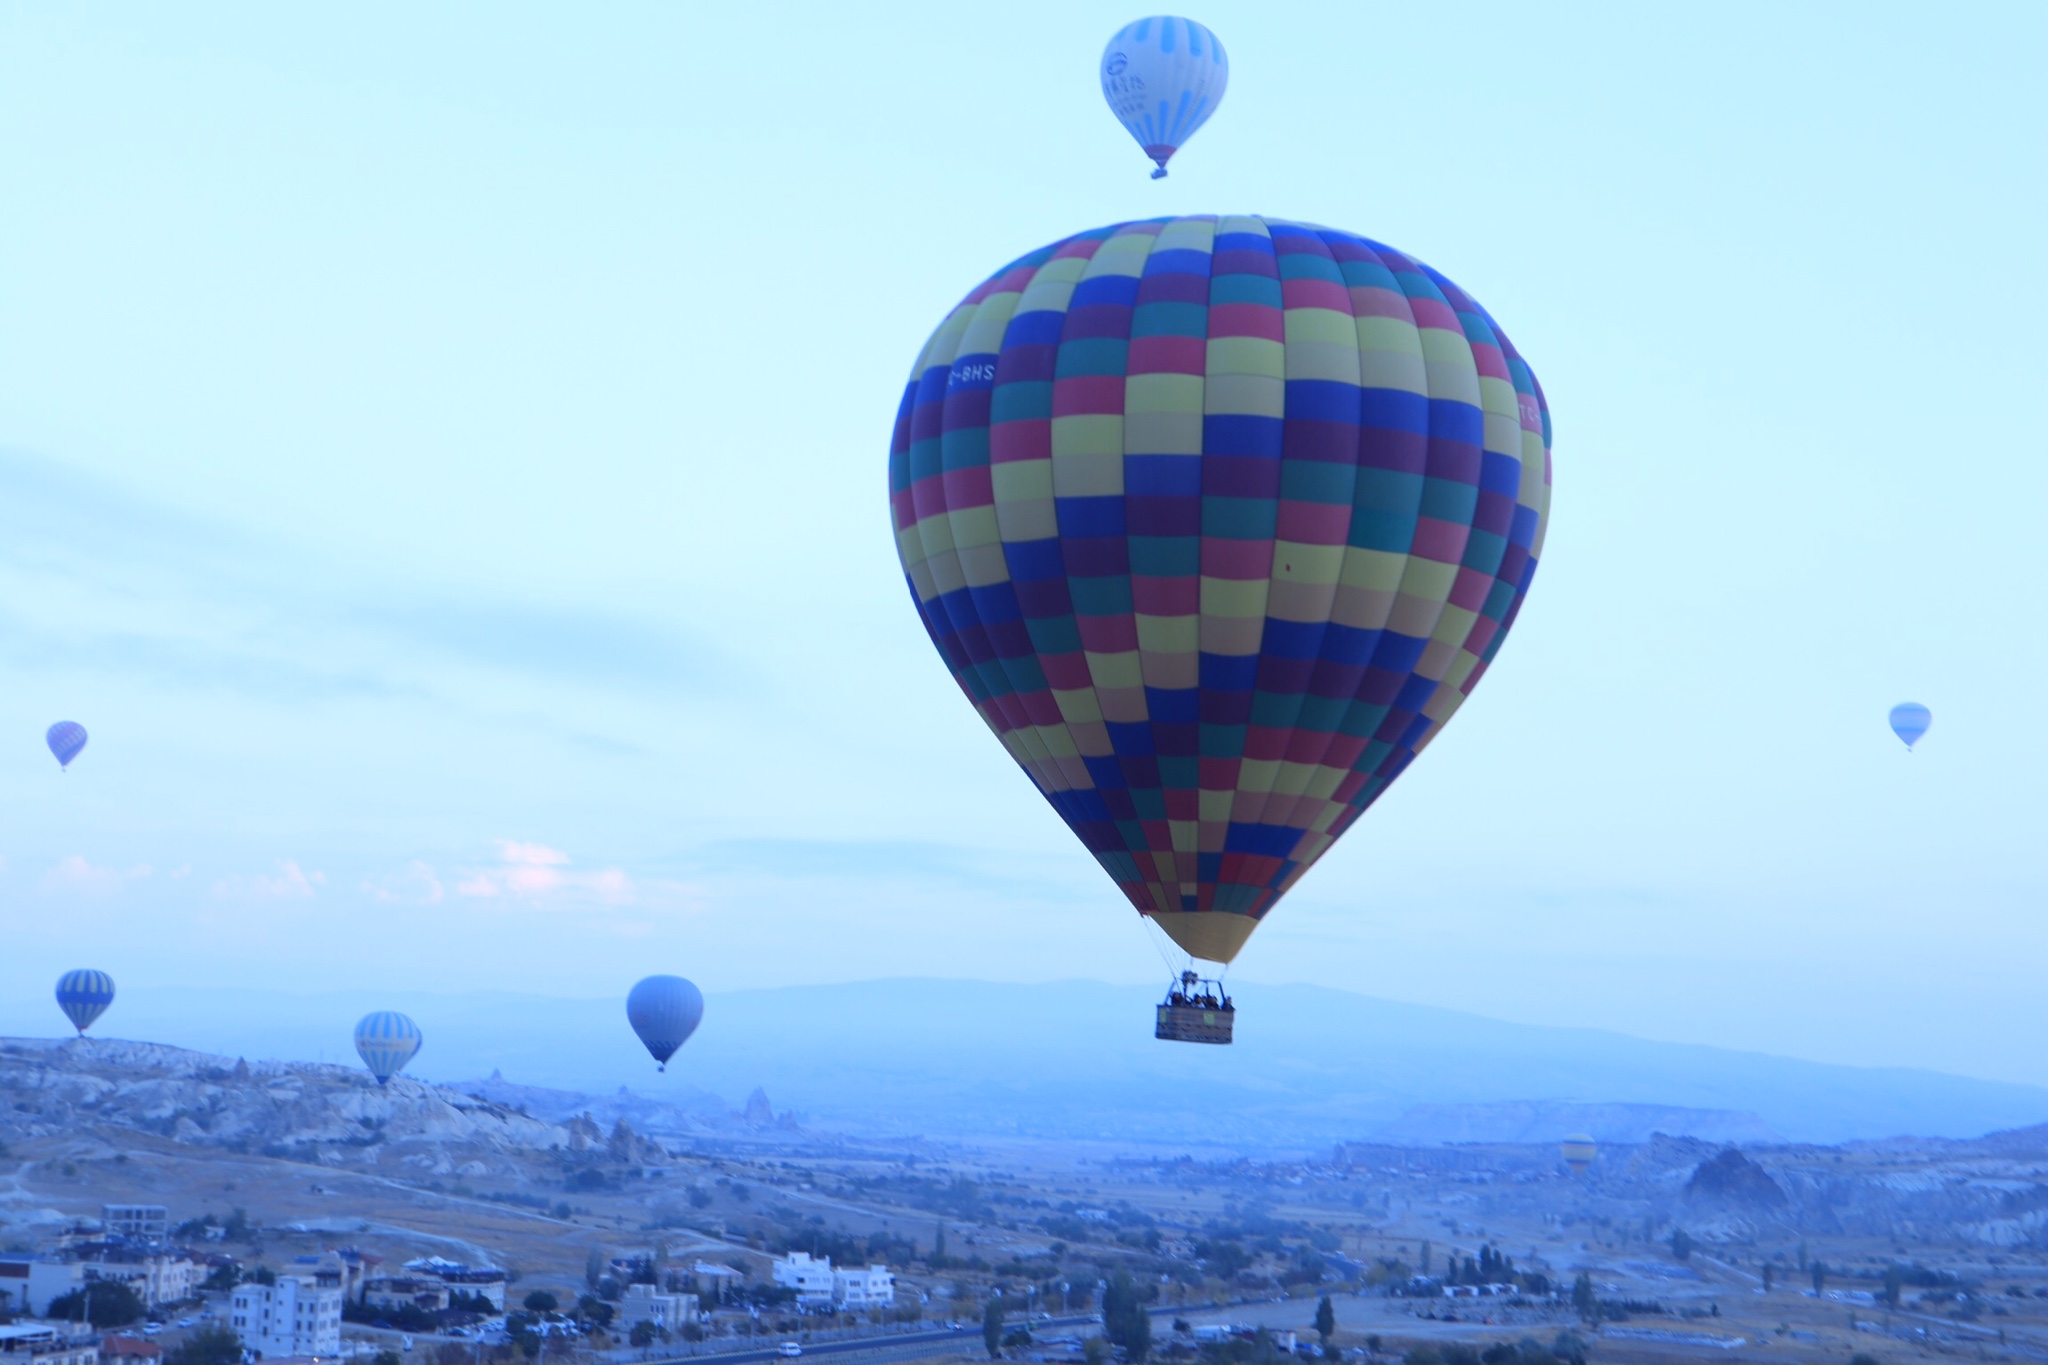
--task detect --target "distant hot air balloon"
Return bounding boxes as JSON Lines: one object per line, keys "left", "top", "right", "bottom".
{"left": 353, "top": 1011, "right": 421, "bottom": 1085}
{"left": 889, "top": 217, "right": 1552, "bottom": 1005}
{"left": 627, "top": 975, "right": 704, "bottom": 1071}
{"left": 1889, "top": 703, "right": 1931, "bottom": 751}
{"left": 56, "top": 969, "right": 115, "bottom": 1036}
{"left": 46, "top": 722, "right": 88, "bottom": 770}
{"left": 1560, "top": 1134, "right": 1598, "bottom": 1174}
{"left": 1100, "top": 17, "right": 1228, "bottom": 179}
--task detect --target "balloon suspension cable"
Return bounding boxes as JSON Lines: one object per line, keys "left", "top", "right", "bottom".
{"left": 1139, "top": 914, "right": 1192, "bottom": 985}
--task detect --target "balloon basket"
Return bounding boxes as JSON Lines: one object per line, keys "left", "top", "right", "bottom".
{"left": 1154, "top": 970, "right": 1233, "bottom": 1044}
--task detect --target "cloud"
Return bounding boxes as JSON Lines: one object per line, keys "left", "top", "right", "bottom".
{"left": 364, "top": 860, "right": 445, "bottom": 905}
{"left": 454, "top": 840, "right": 650, "bottom": 909}
{"left": 41, "top": 856, "right": 152, "bottom": 895}
{"left": 213, "top": 860, "right": 325, "bottom": 900}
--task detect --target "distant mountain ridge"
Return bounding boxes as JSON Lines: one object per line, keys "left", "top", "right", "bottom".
{"left": 1374, "top": 1101, "right": 1783, "bottom": 1145}
{"left": 13, "top": 979, "right": 2045, "bottom": 1150}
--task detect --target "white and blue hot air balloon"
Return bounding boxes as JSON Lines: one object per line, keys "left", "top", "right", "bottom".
{"left": 627, "top": 975, "right": 704, "bottom": 1072}
{"left": 353, "top": 1011, "right": 422, "bottom": 1085}
{"left": 1889, "top": 702, "right": 1932, "bottom": 751}
{"left": 56, "top": 969, "right": 115, "bottom": 1036}
{"left": 46, "top": 722, "right": 88, "bottom": 770}
{"left": 1099, "top": 16, "right": 1229, "bottom": 178}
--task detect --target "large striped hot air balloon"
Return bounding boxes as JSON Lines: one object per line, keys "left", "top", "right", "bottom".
{"left": 56, "top": 969, "right": 115, "bottom": 1035}
{"left": 46, "top": 722, "right": 88, "bottom": 770}
{"left": 890, "top": 216, "right": 1552, "bottom": 988}
{"left": 353, "top": 1011, "right": 422, "bottom": 1085}
{"left": 1099, "top": 17, "right": 1228, "bottom": 179}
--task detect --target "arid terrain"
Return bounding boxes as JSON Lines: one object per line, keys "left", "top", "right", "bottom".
{"left": 6, "top": 1036, "right": 2048, "bottom": 1364}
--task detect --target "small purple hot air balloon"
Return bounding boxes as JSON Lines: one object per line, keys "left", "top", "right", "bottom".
{"left": 46, "top": 722, "right": 88, "bottom": 770}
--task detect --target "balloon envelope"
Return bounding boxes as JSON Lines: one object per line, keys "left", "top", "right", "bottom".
{"left": 56, "top": 969, "right": 115, "bottom": 1035}
{"left": 627, "top": 975, "right": 704, "bottom": 1068}
{"left": 1889, "top": 702, "right": 1931, "bottom": 750}
{"left": 1560, "top": 1133, "right": 1597, "bottom": 1174}
{"left": 1100, "top": 17, "right": 1228, "bottom": 177}
{"left": 890, "top": 216, "right": 1553, "bottom": 964}
{"left": 353, "top": 1011, "right": 422, "bottom": 1084}
{"left": 46, "top": 722, "right": 88, "bottom": 769}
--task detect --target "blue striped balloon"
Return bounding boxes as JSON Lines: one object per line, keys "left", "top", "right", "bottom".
{"left": 1889, "top": 702, "right": 1932, "bottom": 751}
{"left": 626, "top": 975, "right": 703, "bottom": 1070}
{"left": 56, "top": 969, "right": 115, "bottom": 1035}
{"left": 46, "top": 721, "right": 88, "bottom": 770}
{"left": 1099, "top": 16, "right": 1228, "bottom": 179}
{"left": 353, "top": 1011, "right": 422, "bottom": 1084}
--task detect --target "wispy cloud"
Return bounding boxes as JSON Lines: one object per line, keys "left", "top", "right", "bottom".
{"left": 456, "top": 839, "right": 635, "bottom": 906}
{"left": 213, "top": 860, "right": 325, "bottom": 900}
{"left": 364, "top": 860, "right": 445, "bottom": 905}
{"left": 41, "top": 856, "right": 151, "bottom": 895}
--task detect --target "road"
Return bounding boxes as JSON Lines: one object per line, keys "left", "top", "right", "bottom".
{"left": 638, "top": 1310, "right": 1138, "bottom": 1365}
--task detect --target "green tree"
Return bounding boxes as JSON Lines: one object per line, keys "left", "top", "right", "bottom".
{"left": 165, "top": 1327, "right": 243, "bottom": 1365}
{"left": 1882, "top": 1265, "right": 1903, "bottom": 1310}
{"left": 629, "top": 1320, "right": 659, "bottom": 1348}
{"left": 48, "top": 1282, "right": 145, "bottom": 1328}
{"left": 1669, "top": 1229, "right": 1693, "bottom": 1261}
{"left": 1811, "top": 1262, "right": 1826, "bottom": 1295}
{"left": 1419, "top": 1240, "right": 1432, "bottom": 1276}
{"left": 586, "top": 1249, "right": 606, "bottom": 1291}
{"left": 374, "top": 1351, "right": 402, "bottom": 1365}
{"left": 983, "top": 1299, "right": 1005, "bottom": 1359}
{"left": 1571, "top": 1273, "right": 1597, "bottom": 1323}
{"left": 221, "top": 1208, "right": 252, "bottom": 1241}
{"left": 1102, "top": 1269, "right": 1152, "bottom": 1364}
{"left": 524, "top": 1291, "right": 559, "bottom": 1313}
{"left": 1313, "top": 1296, "right": 1335, "bottom": 1346}
{"left": 1761, "top": 1263, "right": 1774, "bottom": 1293}
{"left": 1082, "top": 1338, "right": 1111, "bottom": 1365}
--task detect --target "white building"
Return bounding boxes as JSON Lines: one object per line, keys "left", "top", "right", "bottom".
{"left": 614, "top": 1283, "right": 698, "bottom": 1334}
{"left": 0, "top": 1325, "right": 97, "bottom": 1365}
{"left": 0, "top": 1262, "right": 86, "bottom": 1317}
{"left": 231, "top": 1276, "right": 344, "bottom": 1360}
{"left": 82, "top": 1254, "right": 203, "bottom": 1309}
{"left": 832, "top": 1266, "right": 894, "bottom": 1311}
{"left": 770, "top": 1254, "right": 836, "bottom": 1309}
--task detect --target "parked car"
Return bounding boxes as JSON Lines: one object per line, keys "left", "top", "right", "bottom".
{"left": 779, "top": 1343, "right": 803, "bottom": 1358}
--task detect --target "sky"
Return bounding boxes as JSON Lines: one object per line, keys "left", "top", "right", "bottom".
{"left": 2, "top": 3, "right": 2045, "bottom": 1091}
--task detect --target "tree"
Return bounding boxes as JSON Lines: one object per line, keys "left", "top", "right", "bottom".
{"left": 1419, "top": 1241, "right": 1432, "bottom": 1276}
{"left": 1882, "top": 1265, "right": 1903, "bottom": 1310}
{"left": 586, "top": 1249, "right": 606, "bottom": 1291}
{"left": 48, "top": 1282, "right": 145, "bottom": 1328}
{"left": 1668, "top": 1229, "right": 1693, "bottom": 1262}
{"left": 221, "top": 1208, "right": 253, "bottom": 1241}
{"left": 524, "top": 1291, "right": 559, "bottom": 1313}
{"left": 1811, "top": 1262, "right": 1826, "bottom": 1295}
{"left": 1571, "top": 1273, "right": 1597, "bottom": 1323}
{"left": 1101, "top": 1271, "right": 1150, "bottom": 1364}
{"left": 166, "top": 1327, "right": 243, "bottom": 1365}
{"left": 630, "top": 1321, "right": 659, "bottom": 1348}
{"left": 1313, "top": 1296, "right": 1335, "bottom": 1347}
{"left": 1083, "top": 1338, "right": 1112, "bottom": 1365}
{"left": 1761, "top": 1263, "right": 1774, "bottom": 1293}
{"left": 983, "top": 1299, "right": 1005, "bottom": 1359}
{"left": 374, "top": 1352, "right": 402, "bottom": 1365}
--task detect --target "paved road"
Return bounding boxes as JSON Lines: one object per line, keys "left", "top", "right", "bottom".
{"left": 639, "top": 1311, "right": 1138, "bottom": 1365}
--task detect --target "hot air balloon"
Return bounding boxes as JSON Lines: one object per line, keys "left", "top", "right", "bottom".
{"left": 626, "top": 975, "right": 704, "bottom": 1071}
{"left": 889, "top": 217, "right": 1552, "bottom": 1039}
{"left": 1560, "top": 1134, "right": 1597, "bottom": 1174}
{"left": 1889, "top": 702, "right": 1931, "bottom": 751}
{"left": 56, "top": 969, "right": 115, "bottom": 1036}
{"left": 353, "top": 1011, "right": 421, "bottom": 1085}
{"left": 46, "top": 722, "right": 88, "bottom": 770}
{"left": 1100, "top": 17, "right": 1228, "bottom": 179}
